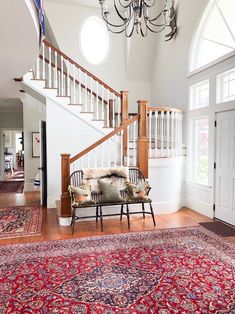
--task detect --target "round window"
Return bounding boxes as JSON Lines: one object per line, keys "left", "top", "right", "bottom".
{"left": 80, "top": 16, "right": 109, "bottom": 65}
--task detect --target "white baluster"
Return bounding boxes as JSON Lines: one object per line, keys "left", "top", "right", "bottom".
{"left": 61, "top": 56, "right": 64, "bottom": 96}
{"left": 101, "top": 86, "right": 104, "bottom": 120}
{"left": 66, "top": 59, "right": 70, "bottom": 96}
{"left": 126, "top": 126, "right": 130, "bottom": 166}
{"left": 73, "top": 64, "right": 76, "bottom": 103}
{"left": 117, "top": 97, "right": 121, "bottom": 127}
{"left": 120, "top": 129, "right": 123, "bottom": 166}
{"left": 114, "top": 135, "right": 117, "bottom": 167}
{"left": 112, "top": 94, "right": 115, "bottom": 128}
{"left": 48, "top": 47, "right": 52, "bottom": 88}
{"left": 96, "top": 81, "right": 99, "bottom": 119}
{"left": 107, "top": 90, "right": 110, "bottom": 127}
{"left": 166, "top": 111, "right": 170, "bottom": 157}
{"left": 78, "top": 69, "right": 82, "bottom": 104}
{"left": 171, "top": 111, "right": 175, "bottom": 157}
{"left": 42, "top": 43, "right": 45, "bottom": 79}
{"left": 161, "top": 111, "right": 164, "bottom": 157}
{"left": 154, "top": 112, "right": 158, "bottom": 157}
{"left": 108, "top": 139, "right": 111, "bottom": 167}
{"left": 90, "top": 77, "right": 93, "bottom": 112}
{"left": 84, "top": 73, "right": 88, "bottom": 111}
{"left": 55, "top": 51, "right": 58, "bottom": 89}
{"left": 149, "top": 110, "right": 152, "bottom": 158}
{"left": 133, "top": 121, "right": 136, "bottom": 165}
{"left": 101, "top": 144, "right": 104, "bottom": 167}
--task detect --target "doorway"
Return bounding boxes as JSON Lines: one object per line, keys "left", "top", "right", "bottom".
{"left": 215, "top": 110, "right": 235, "bottom": 226}
{"left": 0, "top": 129, "right": 24, "bottom": 193}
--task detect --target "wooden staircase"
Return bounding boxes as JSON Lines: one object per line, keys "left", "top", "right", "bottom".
{"left": 21, "top": 40, "right": 184, "bottom": 218}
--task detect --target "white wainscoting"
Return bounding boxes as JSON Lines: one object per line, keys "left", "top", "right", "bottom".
{"left": 184, "top": 182, "right": 213, "bottom": 218}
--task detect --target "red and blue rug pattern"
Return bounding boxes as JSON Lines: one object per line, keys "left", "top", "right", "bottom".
{"left": 0, "top": 207, "right": 42, "bottom": 239}
{"left": 0, "top": 226, "right": 235, "bottom": 313}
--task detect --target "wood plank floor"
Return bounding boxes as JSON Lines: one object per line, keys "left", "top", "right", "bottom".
{"left": 0, "top": 193, "right": 235, "bottom": 245}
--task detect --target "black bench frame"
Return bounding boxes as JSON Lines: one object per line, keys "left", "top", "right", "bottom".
{"left": 69, "top": 168, "right": 156, "bottom": 234}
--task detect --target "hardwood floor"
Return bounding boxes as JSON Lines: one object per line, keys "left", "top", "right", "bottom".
{"left": 1, "top": 201, "right": 235, "bottom": 245}
{"left": 0, "top": 191, "right": 40, "bottom": 207}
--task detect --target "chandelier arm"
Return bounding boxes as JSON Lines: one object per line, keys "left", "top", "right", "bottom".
{"left": 143, "top": 0, "right": 157, "bottom": 8}
{"left": 101, "top": 11, "right": 127, "bottom": 27}
{"left": 114, "top": 0, "right": 127, "bottom": 21}
{"left": 118, "top": 0, "right": 133, "bottom": 9}
{"left": 146, "top": 22, "right": 166, "bottom": 33}
{"left": 125, "top": 24, "right": 135, "bottom": 37}
{"left": 146, "top": 10, "right": 165, "bottom": 23}
{"left": 147, "top": 19, "right": 167, "bottom": 27}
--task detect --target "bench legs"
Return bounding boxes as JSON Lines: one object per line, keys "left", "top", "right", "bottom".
{"left": 71, "top": 208, "right": 76, "bottom": 235}
{"left": 149, "top": 202, "right": 156, "bottom": 226}
{"left": 120, "top": 204, "right": 124, "bottom": 221}
{"left": 99, "top": 206, "right": 104, "bottom": 232}
{"left": 142, "top": 202, "right": 145, "bottom": 219}
{"left": 126, "top": 204, "right": 130, "bottom": 230}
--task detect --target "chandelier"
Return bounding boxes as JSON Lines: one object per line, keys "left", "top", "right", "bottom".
{"left": 98, "top": 0, "right": 177, "bottom": 40}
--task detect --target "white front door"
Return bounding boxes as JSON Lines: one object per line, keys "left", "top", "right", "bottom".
{"left": 215, "top": 110, "right": 235, "bottom": 226}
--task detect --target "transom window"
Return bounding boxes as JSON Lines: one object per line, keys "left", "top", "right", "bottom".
{"left": 80, "top": 16, "right": 109, "bottom": 65}
{"left": 217, "top": 67, "right": 235, "bottom": 103}
{"left": 190, "top": 0, "right": 235, "bottom": 72}
{"left": 190, "top": 80, "right": 209, "bottom": 110}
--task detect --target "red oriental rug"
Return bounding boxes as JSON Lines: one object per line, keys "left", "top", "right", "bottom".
{"left": 0, "top": 207, "right": 42, "bottom": 239}
{"left": 0, "top": 226, "right": 235, "bottom": 313}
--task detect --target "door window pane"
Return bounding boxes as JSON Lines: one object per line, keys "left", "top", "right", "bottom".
{"left": 192, "top": 117, "right": 209, "bottom": 184}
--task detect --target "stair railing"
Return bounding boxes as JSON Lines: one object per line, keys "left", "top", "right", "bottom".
{"left": 32, "top": 40, "right": 127, "bottom": 129}
{"left": 60, "top": 114, "right": 143, "bottom": 217}
{"left": 147, "top": 107, "right": 183, "bottom": 158}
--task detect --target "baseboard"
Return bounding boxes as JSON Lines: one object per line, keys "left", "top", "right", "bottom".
{"left": 23, "top": 182, "right": 36, "bottom": 192}
{"left": 185, "top": 196, "right": 213, "bottom": 218}
{"left": 47, "top": 192, "right": 60, "bottom": 209}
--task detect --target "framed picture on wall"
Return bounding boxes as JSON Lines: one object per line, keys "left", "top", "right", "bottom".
{"left": 32, "top": 132, "right": 40, "bottom": 157}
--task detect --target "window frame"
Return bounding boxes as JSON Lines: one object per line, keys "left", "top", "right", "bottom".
{"left": 80, "top": 16, "right": 110, "bottom": 66}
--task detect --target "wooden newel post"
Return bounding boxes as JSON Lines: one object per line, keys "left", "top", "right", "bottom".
{"left": 60, "top": 153, "right": 71, "bottom": 217}
{"left": 109, "top": 99, "right": 114, "bottom": 128}
{"left": 137, "top": 100, "right": 149, "bottom": 178}
{"left": 120, "top": 91, "right": 129, "bottom": 161}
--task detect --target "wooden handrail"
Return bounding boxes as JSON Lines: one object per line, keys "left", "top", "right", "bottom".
{"left": 148, "top": 106, "right": 183, "bottom": 113}
{"left": 39, "top": 55, "right": 108, "bottom": 105}
{"left": 70, "top": 114, "right": 140, "bottom": 164}
{"left": 43, "top": 40, "right": 121, "bottom": 98}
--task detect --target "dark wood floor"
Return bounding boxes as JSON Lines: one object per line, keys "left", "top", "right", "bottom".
{"left": 0, "top": 191, "right": 235, "bottom": 245}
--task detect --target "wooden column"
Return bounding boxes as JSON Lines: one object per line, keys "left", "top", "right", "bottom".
{"left": 60, "top": 153, "right": 71, "bottom": 217}
{"left": 109, "top": 99, "right": 114, "bottom": 128}
{"left": 121, "top": 91, "right": 129, "bottom": 162}
{"left": 137, "top": 100, "right": 149, "bottom": 178}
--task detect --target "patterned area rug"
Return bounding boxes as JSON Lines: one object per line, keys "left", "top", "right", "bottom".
{"left": 0, "top": 181, "right": 24, "bottom": 193}
{"left": 0, "top": 207, "right": 42, "bottom": 239}
{"left": 0, "top": 227, "right": 235, "bottom": 313}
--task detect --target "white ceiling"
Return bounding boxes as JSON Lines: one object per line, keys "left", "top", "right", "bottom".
{"left": 0, "top": 98, "right": 23, "bottom": 113}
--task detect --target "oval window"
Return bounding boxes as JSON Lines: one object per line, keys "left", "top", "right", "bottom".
{"left": 80, "top": 16, "right": 109, "bottom": 65}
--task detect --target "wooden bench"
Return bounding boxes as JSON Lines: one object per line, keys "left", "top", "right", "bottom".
{"left": 69, "top": 167, "right": 156, "bottom": 233}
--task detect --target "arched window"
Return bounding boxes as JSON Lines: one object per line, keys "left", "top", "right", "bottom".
{"left": 190, "top": 0, "right": 235, "bottom": 72}
{"left": 80, "top": 16, "right": 109, "bottom": 65}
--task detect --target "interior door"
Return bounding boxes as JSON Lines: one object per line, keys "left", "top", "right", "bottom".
{"left": 39, "top": 120, "right": 47, "bottom": 207}
{"left": 215, "top": 110, "right": 235, "bottom": 226}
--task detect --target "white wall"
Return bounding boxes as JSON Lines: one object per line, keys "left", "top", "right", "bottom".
{"left": 44, "top": 1, "right": 151, "bottom": 111}
{"left": 46, "top": 98, "right": 109, "bottom": 208}
{"left": 150, "top": 0, "right": 208, "bottom": 110}
{"left": 22, "top": 94, "right": 46, "bottom": 191}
